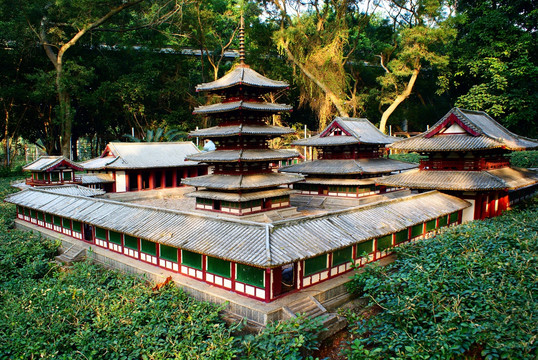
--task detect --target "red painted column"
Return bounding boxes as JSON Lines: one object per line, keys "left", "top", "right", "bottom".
{"left": 265, "top": 268, "right": 272, "bottom": 302}
{"left": 162, "top": 169, "right": 166, "bottom": 188}
{"left": 149, "top": 172, "right": 155, "bottom": 190}
{"left": 125, "top": 173, "right": 129, "bottom": 192}
{"left": 172, "top": 170, "right": 177, "bottom": 188}
{"left": 137, "top": 173, "right": 142, "bottom": 191}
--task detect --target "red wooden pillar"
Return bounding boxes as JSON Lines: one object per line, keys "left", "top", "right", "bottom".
{"left": 172, "top": 170, "right": 177, "bottom": 188}
{"left": 149, "top": 172, "right": 155, "bottom": 189}
{"left": 265, "top": 268, "right": 272, "bottom": 302}
{"left": 137, "top": 173, "right": 142, "bottom": 191}
{"left": 161, "top": 169, "right": 166, "bottom": 188}
{"left": 125, "top": 172, "right": 129, "bottom": 192}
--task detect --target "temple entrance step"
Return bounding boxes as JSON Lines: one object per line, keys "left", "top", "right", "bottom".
{"left": 284, "top": 295, "right": 328, "bottom": 318}
{"left": 55, "top": 244, "right": 86, "bottom": 265}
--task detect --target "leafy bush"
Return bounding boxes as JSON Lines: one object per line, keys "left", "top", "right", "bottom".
{"left": 240, "top": 314, "right": 323, "bottom": 360}
{"left": 0, "top": 175, "right": 324, "bottom": 359}
{"left": 388, "top": 152, "right": 425, "bottom": 164}
{"left": 344, "top": 198, "right": 538, "bottom": 359}
{"left": 508, "top": 150, "right": 538, "bottom": 168}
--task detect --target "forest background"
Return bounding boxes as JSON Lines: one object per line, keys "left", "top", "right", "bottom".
{"left": 1, "top": 0, "right": 536, "bottom": 161}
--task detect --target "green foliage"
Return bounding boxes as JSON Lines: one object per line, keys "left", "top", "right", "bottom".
{"left": 389, "top": 152, "right": 425, "bottom": 164}
{"left": 123, "top": 127, "right": 188, "bottom": 142}
{"left": 345, "top": 198, "right": 538, "bottom": 359}
{"left": 0, "top": 176, "right": 323, "bottom": 359}
{"left": 240, "top": 314, "right": 323, "bottom": 360}
{"left": 508, "top": 150, "right": 538, "bottom": 169}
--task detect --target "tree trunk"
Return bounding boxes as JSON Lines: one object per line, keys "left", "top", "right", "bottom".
{"left": 379, "top": 68, "right": 420, "bottom": 134}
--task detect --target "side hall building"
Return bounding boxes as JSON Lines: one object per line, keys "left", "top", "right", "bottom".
{"left": 377, "top": 108, "right": 538, "bottom": 220}
{"left": 79, "top": 142, "right": 208, "bottom": 193}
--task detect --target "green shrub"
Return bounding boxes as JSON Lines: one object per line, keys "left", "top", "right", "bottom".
{"left": 388, "top": 152, "right": 425, "bottom": 164}
{"left": 344, "top": 198, "right": 538, "bottom": 359}
{"left": 508, "top": 150, "right": 538, "bottom": 168}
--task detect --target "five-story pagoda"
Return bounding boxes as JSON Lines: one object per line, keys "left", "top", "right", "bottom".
{"left": 183, "top": 19, "right": 303, "bottom": 215}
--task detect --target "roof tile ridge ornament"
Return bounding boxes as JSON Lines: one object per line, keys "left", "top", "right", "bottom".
{"left": 239, "top": 14, "right": 246, "bottom": 65}
{"left": 424, "top": 108, "right": 481, "bottom": 139}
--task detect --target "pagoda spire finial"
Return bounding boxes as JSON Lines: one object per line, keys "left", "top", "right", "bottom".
{"left": 239, "top": 14, "right": 246, "bottom": 65}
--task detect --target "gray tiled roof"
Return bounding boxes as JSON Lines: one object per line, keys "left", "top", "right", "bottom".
{"left": 189, "top": 124, "right": 294, "bottom": 138}
{"left": 80, "top": 173, "right": 115, "bottom": 184}
{"left": 188, "top": 188, "right": 294, "bottom": 201}
{"left": 38, "top": 185, "right": 105, "bottom": 197}
{"left": 6, "top": 189, "right": 469, "bottom": 267}
{"left": 193, "top": 101, "right": 292, "bottom": 115}
{"left": 79, "top": 157, "right": 118, "bottom": 170}
{"left": 186, "top": 149, "right": 300, "bottom": 162}
{"left": 182, "top": 172, "right": 303, "bottom": 190}
{"left": 390, "top": 108, "right": 538, "bottom": 152}
{"left": 293, "top": 118, "right": 398, "bottom": 147}
{"left": 280, "top": 158, "right": 417, "bottom": 175}
{"left": 376, "top": 167, "right": 538, "bottom": 191}
{"left": 81, "top": 142, "right": 202, "bottom": 170}
{"left": 196, "top": 65, "right": 289, "bottom": 92}
{"left": 23, "top": 156, "right": 83, "bottom": 172}
{"left": 300, "top": 177, "right": 377, "bottom": 186}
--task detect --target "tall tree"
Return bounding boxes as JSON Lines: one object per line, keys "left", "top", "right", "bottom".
{"left": 451, "top": 0, "right": 538, "bottom": 137}
{"left": 376, "top": 0, "right": 455, "bottom": 134}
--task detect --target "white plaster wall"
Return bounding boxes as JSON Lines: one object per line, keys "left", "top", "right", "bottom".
{"left": 462, "top": 199, "right": 475, "bottom": 222}
{"left": 115, "top": 171, "right": 126, "bottom": 192}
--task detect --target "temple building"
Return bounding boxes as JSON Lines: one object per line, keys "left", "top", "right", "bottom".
{"left": 377, "top": 108, "right": 538, "bottom": 220}
{"left": 280, "top": 117, "right": 417, "bottom": 198}
{"left": 23, "top": 156, "right": 83, "bottom": 186}
{"left": 80, "top": 142, "right": 208, "bottom": 193}
{"left": 183, "top": 20, "right": 302, "bottom": 215}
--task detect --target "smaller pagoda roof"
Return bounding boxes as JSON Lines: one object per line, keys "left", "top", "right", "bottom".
{"left": 193, "top": 101, "right": 292, "bottom": 115}
{"left": 80, "top": 173, "right": 115, "bottom": 184}
{"left": 189, "top": 124, "right": 294, "bottom": 138}
{"left": 23, "top": 156, "right": 84, "bottom": 172}
{"left": 182, "top": 172, "right": 303, "bottom": 190}
{"left": 195, "top": 65, "right": 289, "bottom": 92}
{"left": 188, "top": 188, "right": 294, "bottom": 202}
{"left": 389, "top": 108, "right": 538, "bottom": 152}
{"left": 280, "top": 158, "right": 417, "bottom": 175}
{"left": 186, "top": 149, "right": 300, "bottom": 163}
{"left": 293, "top": 117, "right": 397, "bottom": 147}
{"left": 79, "top": 142, "right": 202, "bottom": 170}
{"left": 376, "top": 167, "right": 538, "bottom": 191}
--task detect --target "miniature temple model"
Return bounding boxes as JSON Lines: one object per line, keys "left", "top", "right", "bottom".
{"left": 183, "top": 18, "right": 302, "bottom": 215}
{"left": 280, "top": 117, "right": 416, "bottom": 197}
{"left": 23, "top": 156, "right": 83, "bottom": 186}
{"left": 377, "top": 108, "right": 538, "bottom": 220}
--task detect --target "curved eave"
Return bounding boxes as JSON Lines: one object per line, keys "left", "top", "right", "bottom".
{"left": 182, "top": 173, "right": 304, "bottom": 190}
{"left": 193, "top": 101, "right": 292, "bottom": 115}
{"left": 189, "top": 125, "right": 294, "bottom": 138}
{"left": 195, "top": 66, "right": 289, "bottom": 92}
{"left": 186, "top": 149, "right": 300, "bottom": 163}
{"left": 280, "top": 159, "right": 417, "bottom": 175}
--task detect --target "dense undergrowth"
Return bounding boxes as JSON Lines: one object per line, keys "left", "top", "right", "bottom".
{"left": 0, "top": 177, "right": 322, "bottom": 359}
{"left": 345, "top": 197, "right": 538, "bottom": 359}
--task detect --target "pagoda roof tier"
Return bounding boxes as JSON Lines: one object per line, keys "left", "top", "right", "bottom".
{"left": 280, "top": 158, "right": 417, "bottom": 175}
{"left": 188, "top": 187, "right": 294, "bottom": 202}
{"left": 376, "top": 167, "right": 538, "bottom": 191}
{"left": 293, "top": 117, "right": 397, "bottom": 147}
{"left": 182, "top": 172, "right": 303, "bottom": 190}
{"left": 189, "top": 124, "right": 294, "bottom": 138}
{"left": 196, "top": 65, "right": 289, "bottom": 92}
{"left": 193, "top": 100, "right": 292, "bottom": 115}
{"left": 390, "top": 108, "right": 538, "bottom": 152}
{"left": 300, "top": 177, "right": 377, "bottom": 186}
{"left": 186, "top": 149, "right": 300, "bottom": 163}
